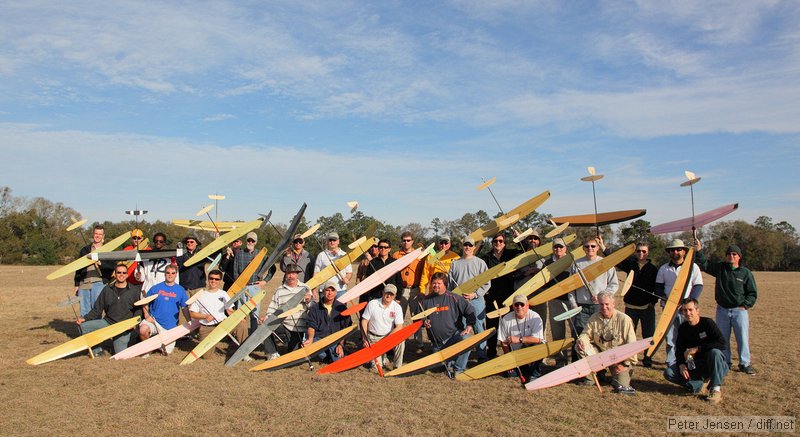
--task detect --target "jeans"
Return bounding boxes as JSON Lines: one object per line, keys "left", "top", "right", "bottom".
{"left": 664, "top": 348, "right": 729, "bottom": 392}
{"left": 313, "top": 335, "right": 343, "bottom": 363}
{"left": 716, "top": 306, "right": 751, "bottom": 367}
{"left": 468, "top": 296, "right": 486, "bottom": 359}
{"left": 81, "top": 319, "right": 134, "bottom": 355}
{"left": 665, "top": 312, "right": 685, "bottom": 366}
{"left": 435, "top": 331, "right": 470, "bottom": 374}
{"left": 78, "top": 282, "right": 105, "bottom": 317}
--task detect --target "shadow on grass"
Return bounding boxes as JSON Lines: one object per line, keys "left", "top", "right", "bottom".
{"left": 28, "top": 318, "right": 82, "bottom": 339}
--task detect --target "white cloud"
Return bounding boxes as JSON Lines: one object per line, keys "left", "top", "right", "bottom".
{"left": 202, "top": 113, "right": 235, "bottom": 122}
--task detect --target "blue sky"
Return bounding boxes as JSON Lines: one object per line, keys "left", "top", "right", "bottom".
{"left": 1, "top": 1, "right": 798, "bottom": 234}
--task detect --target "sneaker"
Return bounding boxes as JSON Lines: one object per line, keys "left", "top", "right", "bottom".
{"left": 504, "top": 369, "right": 519, "bottom": 378}
{"left": 613, "top": 386, "right": 637, "bottom": 396}
{"left": 141, "top": 353, "right": 151, "bottom": 359}
{"left": 739, "top": 364, "right": 756, "bottom": 375}
{"left": 575, "top": 378, "right": 594, "bottom": 386}
{"left": 705, "top": 389, "right": 722, "bottom": 404}
{"left": 266, "top": 352, "right": 280, "bottom": 361}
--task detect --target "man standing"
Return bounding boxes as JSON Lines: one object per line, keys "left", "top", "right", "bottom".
{"left": 449, "top": 237, "right": 490, "bottom": 361}
{"left": 303, "top": 280, "right": 352, "bottom": 363}
{"left": 392, "top": 231, "right": 423, "bottom": 318}
{"left": 482, "top": 232, "right": 521, "bottom": 359}
{"left": 313, "top": 232, "right": 352, "bottom": 299}
{"left": 135, "top": 232, "right": 176, "bottom": 295}
{"left": 540, "top": 237, "right": 574, "bottom": 366}
{"left": 694, "top": 240, "right": 757, "bottom": 375}
{"left": 76, "top": 264, "right": 141, "bottom": 356}
{"left": 664, "top": 298, "right": 728, "bottom": 403}
{"left": 233, "top": 232, "right": 266, "bottom": 334}
{"left": 498, "top": 295, "right": 544, "bottom": 381}
{"left": 138, "top": 264, "right": 189, "bottom": 355}
{"left": 280, "top": 234, "right": 314, "bottom": 283}
{"left": 656, "top": 239, "right": 703, "bottom": 367}
{"left": 176, "top": 235, "right": 207, "bottom": 295}
{"left": 420, "top": 272, "right": 476, "bottom": 377}
{"left": 575, "top": 292, "right": 638, "bottom": 395}
{"left": 74, "top": 225, "right": 113, "bottom": 317}
{"left": 419, "top": 235, "right": 460, "bottom": 294}
{"left": 571, "top": 237, "right": 619, "bottom": 336}
{"left": 262, "top": 264, "right": 313, "bottom": 360}
{"left": 123, "top": 228, "right": 149, "bottom": 287}
{"left": 361, "top": 239, "right": 400, "bottom": 303}
{"left": 614, "top": 242, "right": 659, "bottom": 367}
{"left": 361, "top": 284, "right": 406, "bottom": 370}
{"left": 356, "top": 242, "right": 379, "bottom": 283}
{"left": 188, "top": 269, "right": 248, "bottom": 358}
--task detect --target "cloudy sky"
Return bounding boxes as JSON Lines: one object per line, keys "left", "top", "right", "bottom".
{"left": 2, "top": 1, "right": 798, "bottom": 233}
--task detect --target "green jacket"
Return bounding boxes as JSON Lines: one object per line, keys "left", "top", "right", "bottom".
{"left": 695, "top": 251, "right": 757, "bottom": 309}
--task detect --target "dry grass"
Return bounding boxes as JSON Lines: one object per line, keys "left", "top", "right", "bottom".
{"left": 1, "top": 266, "right": 798, "bottom": 436}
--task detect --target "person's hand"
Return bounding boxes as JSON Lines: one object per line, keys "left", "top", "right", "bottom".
{"left": 679, "top": 364, "right": 690, "bottom": 380}
{"left": 226, "top": 247, "right": 233, "bottom": 258}
{"left": 575, "top": 340, "right": 585, "bottom": 353}
{"left": 460, "top": 326, "right": 473, "bottom": 336}
{"left": 423, "top": 320, "right": 431, "bottom": 329}
{"left": 302, "top": 338, "right": 313, "bottom": 347}
{"left": 685, "top": 347, "right": 699, "bottom": 359}
{"left": 362, "top": 339, "right": 370, "bottom": 349}
{"left": 205, "top": 314, "right": 215, "bottom": 322}
{"left": 591, "top": 294, "right": 598, "bottom": 304}
{"left": 74, "top": 287, "right": 79, "bottom": 296}
{"left": 76, "top": 317, "right": 85, "bottom": 325}
{"left": 335, "top": 343, "right": 344, "bottom": 357}
{"left": 693, "top": 238, "right": 702, "bottom": 251}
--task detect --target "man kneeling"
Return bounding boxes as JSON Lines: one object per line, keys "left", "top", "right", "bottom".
{"left": 575, "top": 292, "right": 637, "bottom": 395}
{"left": 663, "top": 298, "right": 728, "bottom": 404}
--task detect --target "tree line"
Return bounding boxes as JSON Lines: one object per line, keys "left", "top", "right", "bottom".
{"left": 1, "top": 186, "right": 797, "bottom": 271}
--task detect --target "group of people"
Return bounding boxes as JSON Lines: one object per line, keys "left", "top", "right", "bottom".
{"left": 70, "top": 224, "right": 759, "bottom": 404}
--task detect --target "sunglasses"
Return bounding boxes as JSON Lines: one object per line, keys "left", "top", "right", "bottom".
{"left": 208, "top": 277, "right": 221, "bottom": 281}
{"left": 246, "top": 239, "right": 256, "bottom": 243}
{"left": 328, "top": 238, "right": 338, "bottom": 242}
{"left": 402, "top": 239, "right": 413, "bottom": 242}
{"left": 165, "top": 271, "right": 177, "bottom": 275}
{"left": 115, "top": 271, "right": 127, "bottom": 275}
{"left": 132, "top": 237, "right": 142, "bottom": 240}
{"left": 293, "top": 239, "right": 304, "bottom": 244}
{"left": 584, "top": 244, "right": 597, "bottom": 248}
{"left": 513, "top": 303, "right": 525, "bottom": 308}
{"left": 378, "top": 246, "right": 390, "bottom": 249}
{"left": 154, "top": 239, "right": 165, "bottom": 244}
{"left": 667, "top": 248, "right": 684, "bottom": 252}
{"left": 463, "top": 243, "right": 474, "bottom": 247}
{"left": 554, "top": 245, "right": 565, "bottom": 249}
{"left": 527, "top": 236, "right": 540, "bottom": 240}
{"left": 636, "top": 249, "right": 648, "bottom": 253}
{"left": 493, "top": 240, "right": 504, "bottom": 244}
{"left": 439, "top": 240, "right": 450, "bottom": 245}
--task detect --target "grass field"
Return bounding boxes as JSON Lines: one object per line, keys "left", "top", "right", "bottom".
{"left": 1, "top": 266, "right": 797, "bottom": 436}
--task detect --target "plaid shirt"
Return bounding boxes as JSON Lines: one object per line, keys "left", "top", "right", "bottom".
{"left": 234, "top": 248, "right": 260, "bottom": 284}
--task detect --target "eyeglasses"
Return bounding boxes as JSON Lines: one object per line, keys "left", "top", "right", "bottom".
{"left": 208, "top": 277, "right": 221, "bottom": 281}
{"left": 378, "top": 246, "right": 390, "bottom": 249}
{"left": 154, "top": 239, "right": 165, "bottom": 244}
{"left": 246, "top": 239, "right": 256, "bottom": 243}
{"left": 402, "top": 239, "right": 413, "bottom": 242}
{"left": 115, "top": 271, "right": 127, "bottom": 275}
{"left": 463, "top": 243, "right": 474, "bottom": 247}
{"left": 165, "top": 271, "right": 177, "bottom": 275}
{"left": 293, "top": 239, "right": 304, "bottom": 244}
{"left": 513, "top": 303, "right": 525, "bottom": 308}
{"left": 584, "top": 244, "right": 597, "bottom": 248}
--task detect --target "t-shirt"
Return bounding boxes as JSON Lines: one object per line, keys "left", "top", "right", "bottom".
{"left": 362, "top": 299, "right": 403, "bottom": 336}
{"left": 190, "top": 289, "right": 229, "bottom": 326}
{"left": 656, "top": 262, "right": 703, "bottom": 298}
{"left": 146, "top": 282, "right": 189, "bottom": 329}
{"left": 497, "top": 309, "right": 544, "bottom": 351}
